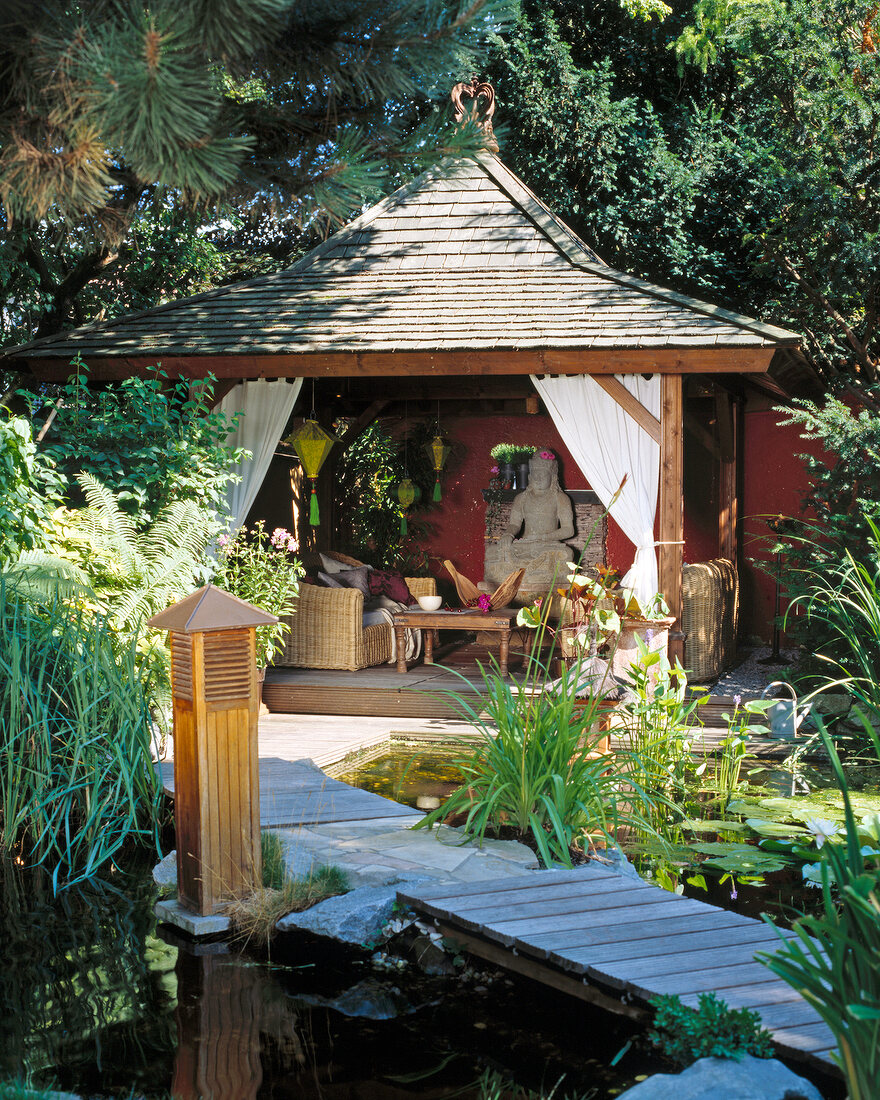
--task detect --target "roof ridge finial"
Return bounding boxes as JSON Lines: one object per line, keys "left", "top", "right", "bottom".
{"left": 450, "top": 76, "right": 498, "bottom": 152}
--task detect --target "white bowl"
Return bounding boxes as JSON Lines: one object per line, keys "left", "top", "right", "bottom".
{"left": 416, "top": 595, "right": 443, "bottom": 611}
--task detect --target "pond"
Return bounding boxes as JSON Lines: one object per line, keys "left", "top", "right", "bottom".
{"left": 0, "top": 858, "right": 674, "bottom": 1100}
{"left": 333, "top": 745, "right": 880, "bottom": 927}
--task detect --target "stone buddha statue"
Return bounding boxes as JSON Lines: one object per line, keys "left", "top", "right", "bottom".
{"left": 484, "top": 450, "right": 575, "bottom": 592}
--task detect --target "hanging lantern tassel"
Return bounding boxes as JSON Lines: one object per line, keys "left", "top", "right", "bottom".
{"left": 285, "top": 419, "right": 336, "bottom": 528}
{"left": 396, "top": 478, "right": 420, "bottom": 538}
{"left": 424, "top": 435, "right": 451, "bottom": 505}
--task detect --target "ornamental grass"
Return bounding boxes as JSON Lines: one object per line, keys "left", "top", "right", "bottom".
{"left": 0, "top": 588, "right": 162, "bottom": 889}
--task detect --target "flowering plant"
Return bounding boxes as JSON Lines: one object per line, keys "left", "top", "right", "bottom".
{"left": 213, "top": 521, "right": 304, "bottom": 668}
{"left": 476, "top": 593, "right": 492, "bottom": 612}
{"left": 538, "top": 449, "right": 555, "bottom": 461}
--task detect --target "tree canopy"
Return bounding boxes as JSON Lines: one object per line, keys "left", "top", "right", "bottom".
{"left": 0, "top": 0, "right": 511, "bottom": 342}
{"left": 485, "top": 0, "right": 880, "bottom": 402}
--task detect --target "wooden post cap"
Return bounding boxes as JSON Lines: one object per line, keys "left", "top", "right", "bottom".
{"left": 147, "top": 583, "right": 278, "bottom": 634}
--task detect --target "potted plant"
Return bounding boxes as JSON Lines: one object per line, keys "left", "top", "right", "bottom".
{"left": 489, "top": 443, "right": 517, "bottom": 489}
{"left": 213, "top": 522, "right": 304, "bottom": 676}
{"left": 510, "top": 445, "right": 537, "bottom": 489}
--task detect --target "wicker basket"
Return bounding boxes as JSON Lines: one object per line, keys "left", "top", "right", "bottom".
{"left": 681, "top": 558, "right": 738, "bottom": 682}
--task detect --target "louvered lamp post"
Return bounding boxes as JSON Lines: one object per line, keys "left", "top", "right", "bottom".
{"left": 148, "top": 585, "right": 278, "bottom": 916}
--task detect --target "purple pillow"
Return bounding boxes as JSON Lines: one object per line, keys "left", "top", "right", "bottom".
{"left": 368, "top": 569, "right": 416, "bottom": 606}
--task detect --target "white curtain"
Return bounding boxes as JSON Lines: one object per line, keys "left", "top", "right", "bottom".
{"left": 219, "top": 379, "right": 303, "bottom": 530}
{"left": 530, "top": 374, "right": 661, "bottom": 604}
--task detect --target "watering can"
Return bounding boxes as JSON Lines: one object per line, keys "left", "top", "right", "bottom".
{"left": 760, "top": 680, "right": 810, "bottom": 740}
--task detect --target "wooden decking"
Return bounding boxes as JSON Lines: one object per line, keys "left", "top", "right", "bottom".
{"left": 397, "top": 868, "right": 837, "bottom": 1070}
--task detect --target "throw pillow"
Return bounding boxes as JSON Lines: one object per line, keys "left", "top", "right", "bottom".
{"left": 318, "top": 552, "right": 370, "bottom": 574}
{"left": 317, "top": 571, "right": 345, "bottom": 588}
{"left": 332, "top": 565, "right": 372, "bottom": 597}
{"left": 367, "top": 569, "right": 416, "bottom": 606}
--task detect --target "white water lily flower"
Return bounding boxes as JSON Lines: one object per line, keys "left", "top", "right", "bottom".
{"left": 804, "top": 818, "right": 842, "bottom": 849}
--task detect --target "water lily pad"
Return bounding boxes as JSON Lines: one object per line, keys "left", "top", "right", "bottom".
{"left": 745, "top": 817, "right": 808, "bottom": 838}
{"left": 682, "top": 817, "right": 747, "bottom": 834}
{"left": 702, "top": 851, "right": 789, "bottom": 875}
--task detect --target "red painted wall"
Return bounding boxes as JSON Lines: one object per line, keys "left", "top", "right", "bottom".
{"left": 419, "top": 412, "right": 637, "bottom": 589}
{"left": 740, "top": 400, "right": 820, "bottom": 644}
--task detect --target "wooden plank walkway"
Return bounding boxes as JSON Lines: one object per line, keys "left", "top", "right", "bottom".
{"left": 397, "top": 868, "right": 838, "bottom": 1070}
{"left": 157, "top": 756, "right": 417, "bottom": 828}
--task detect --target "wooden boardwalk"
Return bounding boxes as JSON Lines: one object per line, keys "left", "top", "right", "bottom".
{"left": 398, "top": 868, "right": 837, "bottom": 1070}
{"left": 157, "top": 756, "right": 417, "bottom": 828}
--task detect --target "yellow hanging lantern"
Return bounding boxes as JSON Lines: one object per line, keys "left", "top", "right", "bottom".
{"left": 286, "top": 420, "right": 335, "bottom": 526}
{"left": 423, "top": 435, "right": 451, "bottom": 501}
{"left": 395, "top": 478, "right": 421, "bottom": 537}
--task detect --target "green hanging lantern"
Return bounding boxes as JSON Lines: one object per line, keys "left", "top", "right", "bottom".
{"left": 396, "top": 478, "right": 421, "bottom": 537}
{"left": 286, "top": 419, "right": 335, "bottom": 526}
{"left": 424, "top": 434, "right": 451, "bottom": 501}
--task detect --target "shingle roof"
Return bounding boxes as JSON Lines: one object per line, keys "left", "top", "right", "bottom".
{"left": 5, "top": 153, "right": 800, "bottom": 364}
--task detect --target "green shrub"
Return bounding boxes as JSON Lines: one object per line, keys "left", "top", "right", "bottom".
{"left": 648, "top": 992, "right": 774, "bottom": 1067}
{"left": 22, "top": 362, "right": 244, "bottom": 524}
{"left": 213, "top": 522, "right": 303, "bottom": 668}
{"left": 0, "top": 590, "right": 162, "bottom": 888}
{"left": 0, "top": 410, "right": 62, "bottom": 567}
{"left": 784, "top": 513, "right": 880, "bottom": 737}
{"left": 758, "top": 717, "right": 880, "bottom": 1100}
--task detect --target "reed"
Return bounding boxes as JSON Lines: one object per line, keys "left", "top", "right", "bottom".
{"left": 416, "top": 653, "right": 663, "bottom": 867}
{"left": 0, "top": 589, "right": 162, "bottom": 888}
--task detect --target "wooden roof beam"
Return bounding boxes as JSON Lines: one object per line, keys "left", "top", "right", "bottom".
{"left": 17, "top": 347, "right": 777, "bottom": 382}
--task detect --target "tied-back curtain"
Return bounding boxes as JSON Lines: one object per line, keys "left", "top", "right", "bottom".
{"left": 530, "top": 374, "right": 661, "bottom": 604}
{"left": 219, "top": 379, "right": 303, "bottom": 530}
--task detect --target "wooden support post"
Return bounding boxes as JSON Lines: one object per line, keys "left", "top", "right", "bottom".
{"left": 717, "top": 392, "right": 739, "bottom": 562}
{"left": 659, "top": 374, "right": 685, "bottom": 664}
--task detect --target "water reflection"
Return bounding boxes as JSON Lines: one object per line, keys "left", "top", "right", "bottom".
{"left": 0, "top": 858, "right": 667, "bottom": 1100}
{"left": 0, "top": 860, "right": 177, "bottom": 1095}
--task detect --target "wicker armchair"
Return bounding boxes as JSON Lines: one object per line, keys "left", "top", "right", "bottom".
{"left": 274, "top": 576, "right": 438, "bottom": 671}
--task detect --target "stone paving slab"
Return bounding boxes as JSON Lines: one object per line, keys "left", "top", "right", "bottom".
{"left": 274, "top": 818, "right": 539, "bottom": 891}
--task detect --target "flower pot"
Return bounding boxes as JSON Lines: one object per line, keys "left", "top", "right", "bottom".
{"left": 516, "top": 462, "right": 530, "bottom": 490}
{"left": 499, "top": 461, "right": 514, "bottom": 490}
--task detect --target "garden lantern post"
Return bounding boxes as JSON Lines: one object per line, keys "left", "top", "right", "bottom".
{"left": 148, "top": 585, "right": 278, "bottom": 916}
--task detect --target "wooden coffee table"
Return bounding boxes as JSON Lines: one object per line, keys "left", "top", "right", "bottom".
{"left": 391, "top": 607, "right": 518, "bottom": 675}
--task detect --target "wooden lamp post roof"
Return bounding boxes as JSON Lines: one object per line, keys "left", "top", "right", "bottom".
{"left": 147, "top": 584, "right": 278, "bottom": 634}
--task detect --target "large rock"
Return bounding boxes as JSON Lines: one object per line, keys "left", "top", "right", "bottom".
{"left": 617, "top": 1055, "right": 823, "bottom": 1099}
{"left": 276, "top": 884, "right": 404, "bottom": 946}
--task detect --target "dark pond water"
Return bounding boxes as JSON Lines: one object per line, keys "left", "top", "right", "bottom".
{"left": 0, "top": 858, "right": 676, "bottom": 1100}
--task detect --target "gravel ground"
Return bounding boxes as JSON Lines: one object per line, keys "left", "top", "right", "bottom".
{"left": 707, "top": 645, "right": 801, "bottom": 699}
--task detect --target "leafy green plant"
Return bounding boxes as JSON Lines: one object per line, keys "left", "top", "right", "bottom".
{"left": 648, "top": 992, "right": 774, "bottom": 1067}
{"left": 618, "top": 636, "right": 706, "bottom": 798}
{"left": 213, "top": 522, "right": 303, "bottom": 668}
{"left": 23, "top": 363, "right": 244, "bottom": 525}
{"left": 40, "top": 473, "right": 215, "bottom": 708}
{"left": 489, "top": 443, "right": 519, "bottom": 464}
{"left": 0, "top": 410, "right": 62, "bottom": 567}
{"left": 758, "top": 716, "right": 880, "bottom": 1100}
{"left": 715, "top": 696, "right": 774, "bottom": 799}
{"left": 415, "top": 654, "right": 662, "bottom": 867}
{"left": 0, "top": 590, "right": 162, "bottom": 888}
{"left": 784, "top": 515, "right": 880, "bottom": 735}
